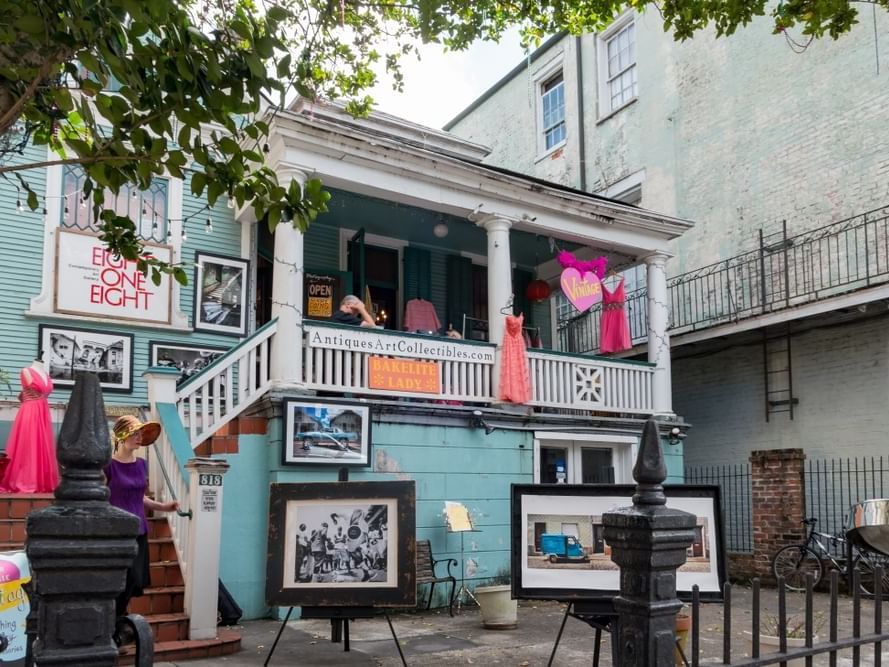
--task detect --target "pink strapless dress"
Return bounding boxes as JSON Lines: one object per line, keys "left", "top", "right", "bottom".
{"left": 1, "top": 369, "right": 59, "bottom": 493}
{"left": 599, "top": 278, "right": 632, "bottom": 354}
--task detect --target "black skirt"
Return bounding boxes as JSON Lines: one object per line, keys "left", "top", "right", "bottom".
{"left": 129, "top": 532, "right": 150, "bottom": 595}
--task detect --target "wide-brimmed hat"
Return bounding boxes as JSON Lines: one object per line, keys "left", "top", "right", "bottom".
{"left": 112, "top": 415, "right": 161, "bottom": 446}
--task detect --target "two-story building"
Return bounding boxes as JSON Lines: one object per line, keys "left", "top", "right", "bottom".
{"left": 0, "top": 99, "right": 693, "bottom": 627}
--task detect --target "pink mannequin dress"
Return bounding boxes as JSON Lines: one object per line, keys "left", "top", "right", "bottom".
{"left": 599, "top": 278, "right": 632, "bottom": 354}
{"left": 0, "top": 367, "right": 59, "bottom": 493}
{"left": 499, "top": 314, "right": 532, "bottom": 403}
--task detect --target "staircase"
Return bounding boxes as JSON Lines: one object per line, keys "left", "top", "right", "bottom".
{"left": 0, "top": 493, "right": 241, "bottom": 664}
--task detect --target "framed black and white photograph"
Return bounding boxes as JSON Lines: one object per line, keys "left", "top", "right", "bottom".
{"left": 282, "top": 399, "right": 371, "bottom": 467}
{"left": 511, "top": 484, "right": 726, "bottom": 602}
{"left": 149, "top": 341, "right": 228, "bottom": 386}
{"left": 193, "top": 252, "right": 250, "bottom": 336}
{"left": 266, "top": 481, "right": 416, "bottom": 607}
{"left": 39, "top": 324, "right": 134, "bottom": 393}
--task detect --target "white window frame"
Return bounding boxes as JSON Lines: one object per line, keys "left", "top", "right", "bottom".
{"left": 532, "top": 53, "right": 567, "bottom": 160}
{"left": 533, "top": 433, "right": 638, "bottom": 484}
{"left": 597, "top": 11, "right": 638, "bottom": 119}
{"left": 28, "top": 147, "right": 190, "bottom": 330}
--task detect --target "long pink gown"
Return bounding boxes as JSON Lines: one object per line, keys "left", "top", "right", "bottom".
{"left": 0, "top": 368, "right": 59, "bottom": 493}
{"left": 599, "top": 278, "right": 632, "bottom": 354}
{"left": 499, "top": 314, "right": 532, "bottom": 403}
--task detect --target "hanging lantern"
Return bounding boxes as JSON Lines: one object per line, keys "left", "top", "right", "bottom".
{"left": 526, "top": 279, "right": 552, "bottom": 303}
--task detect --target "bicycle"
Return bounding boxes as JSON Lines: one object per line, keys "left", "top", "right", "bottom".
{"left": 772, "top": 517, "right": 889, "bottom": 597}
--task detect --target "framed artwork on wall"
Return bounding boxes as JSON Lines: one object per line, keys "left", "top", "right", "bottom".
{"left": 511, "top": 484, "right": 726, "bottom": 602}
{"left": 148, "top": 341, "right": 228, "bottom": 386}
{"left": 193, "top": 252, "right": 250, "bottom": 337}
{"left": 39, "top": 324, "right": 134, "bottom": 393}
{"left": 282, "top": 399, "right": 372, "bottom": 467}
{"left": 266, "top": 481, "right": 417, "bottom": 607}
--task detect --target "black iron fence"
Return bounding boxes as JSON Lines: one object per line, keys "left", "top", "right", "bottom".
{"left": 685, "top": 463, "right": 753, "bottom": 553}
{"left": 559, "top": 205, "right": 889, "bottom": 354}
{"left": 806, "top": 455, "right": 889, "bottom": 557}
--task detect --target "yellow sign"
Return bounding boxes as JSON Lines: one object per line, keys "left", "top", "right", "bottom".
{"left": 368, "top": 356, "right": 440, "bottom": 394}
{"left": 307, "top": 296, "right": 333, "bottom": 318}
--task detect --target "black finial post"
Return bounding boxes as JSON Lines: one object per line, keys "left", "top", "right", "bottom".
{"left": 26, "top": 373, "right": 146, "bottom": 666}
{"left": 602, "top": 417, "right": 696, "bottom": 666}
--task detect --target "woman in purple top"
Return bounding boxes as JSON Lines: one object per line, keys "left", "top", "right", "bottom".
{"left": 106, "top": 416, "right": 179, "bottom": 625}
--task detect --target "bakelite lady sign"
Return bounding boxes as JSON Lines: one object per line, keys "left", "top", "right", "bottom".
{"left": 55, "top": 229, "right": 172, "bottom": 324}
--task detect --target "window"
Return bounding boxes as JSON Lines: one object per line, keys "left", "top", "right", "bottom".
{"left": 61, "top": 165, "right": 169, "bottom": 243}
{"left": 598, "top": 14, "right": 637, "bottom": 116}
{"left": 541, "top": 73, "right": 566, "bottom": 151}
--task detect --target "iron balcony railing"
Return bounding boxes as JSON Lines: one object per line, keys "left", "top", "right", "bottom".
{"left": 559, "top": 204, "right": 889, "bottom": 353}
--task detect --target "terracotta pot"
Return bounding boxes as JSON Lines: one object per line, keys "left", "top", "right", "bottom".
{"left": 674, "top": 613, "right": 691, "bottom": 666}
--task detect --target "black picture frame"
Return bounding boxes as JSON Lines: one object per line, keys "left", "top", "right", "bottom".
{"left": 148, "top": 341, "right": 228, "bottom": 386}
{"left": 281, "top": 399, "right": 372, "bottom": 467}
{"left": 193, "top": 251, "right": 250, "bottom": 337}
{"left": 266, "top": 481, "right": 417, "bottom": 608}
{"left": 39, "top": 324, "right": 134, "bottom": 393}
{"left": 511, "top": 484, "right": 726, "bottom": 602}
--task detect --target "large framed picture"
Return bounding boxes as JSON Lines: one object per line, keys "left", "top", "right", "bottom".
{"left": 149, "top": 341, "right": 228, "bottom": 386}
{"left": 511, "top": 484, "right": 726, "bottom": 602}
{"left": 193, "top": 252, "right": 250, "bottom": 337}
{"left": 40, "top": 324, "right": 134, "bottom": 393}
{"left": 282, "top": 399, "right": 372, "bottom": 467}
{"left": 266, "top": 481, "right": 417, "bottom": 607}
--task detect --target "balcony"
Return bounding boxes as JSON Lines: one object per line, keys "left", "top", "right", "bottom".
{"left": 304, "top": 321, "right": 655, "bottom": 414}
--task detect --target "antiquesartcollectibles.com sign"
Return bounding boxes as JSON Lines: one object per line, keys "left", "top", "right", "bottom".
{"left": 55, "top": 229, "right": 172, "bottom": 324}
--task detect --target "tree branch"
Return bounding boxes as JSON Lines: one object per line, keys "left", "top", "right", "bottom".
{"left": 0, "top": 53, "right": 67, "bottom": 135}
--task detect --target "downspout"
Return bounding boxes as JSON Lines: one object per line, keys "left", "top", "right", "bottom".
{"left": 575, "top": 36, "right": 587, "bottom": 192}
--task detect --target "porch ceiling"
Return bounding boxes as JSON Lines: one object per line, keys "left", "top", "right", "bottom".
{"left": 264, "top": 101, "right": 695, "bottom": 260}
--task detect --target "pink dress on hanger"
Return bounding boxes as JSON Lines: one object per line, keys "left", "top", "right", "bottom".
{"left": 599, "top": 278, "right": 632, "bottom": 354}
{"left": 499, "top": 314, "right": 532, "bottom": 403}
{"left": 0, "top": 368, "right": 59, "bottom": 493}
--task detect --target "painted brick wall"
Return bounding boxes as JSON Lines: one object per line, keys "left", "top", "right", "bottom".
{"left": 675, "top": 315, "right": 889, "bottom": 464}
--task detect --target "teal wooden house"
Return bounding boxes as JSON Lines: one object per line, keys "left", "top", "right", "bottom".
{"left": 0, "top": 100, "right": 692, "bottom": 628}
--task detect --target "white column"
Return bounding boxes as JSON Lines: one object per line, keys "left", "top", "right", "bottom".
{"left": 477, "top": 215, "right": 514, "bottom": 346}
{"left": 184, "top": 458, "right": 230, "bottom": 640}
{"left": 270, "top": 169, "right": 307, "bottom": 387}
{"left": 646, "top": 252, "right": 673, "bottom": 415}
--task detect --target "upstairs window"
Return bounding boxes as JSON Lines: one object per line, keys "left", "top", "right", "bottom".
{"left": 61, "top": 165, "right": 169, "bottom": 243}
{"left": 598, "top": 14, "right": 637, "bottom": 117}
{"left": 541, "top": 72, "right": 567, "bottom": 151}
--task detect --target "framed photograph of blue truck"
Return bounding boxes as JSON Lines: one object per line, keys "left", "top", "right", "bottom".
{"left": 511, "top": 484, "right": 726, "bottom": 601}
{"left": 282, "top": 399, "right": 372, "bottom": 467}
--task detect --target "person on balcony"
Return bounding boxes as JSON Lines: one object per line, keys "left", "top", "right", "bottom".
{"left": 332, "top": 295, "right": 376, "bottom": 328}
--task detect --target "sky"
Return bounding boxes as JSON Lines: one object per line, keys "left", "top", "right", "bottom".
{"left": 368, "top": 29, "right": 529, "bottom": 130}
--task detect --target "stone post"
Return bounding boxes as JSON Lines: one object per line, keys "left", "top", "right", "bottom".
{"left": 184, "top": 458, "right": 230, "bottom": 640}
{"left": 749, "top": 449, "right": 806, "bottom": 579}
{"left": 26, "top": 373, "right": 149, "bottom": 665}
{"left": 602, "top": 417, "right": 696, "bottom": 667}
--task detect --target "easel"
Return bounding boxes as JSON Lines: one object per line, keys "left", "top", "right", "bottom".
{"left": 547, "top": 599, "right": 619, "bottom": 667}
{"left": 263, "top": 467, "right": 408, "bottom": 666}
{"left": 444, "top": 501, "right": 480, "bottom": 611}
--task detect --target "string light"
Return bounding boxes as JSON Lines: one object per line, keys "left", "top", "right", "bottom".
{"left": 16, "top": 200, "right": 23, "bottom": 213}
{"left": 205, "top": 217, "right": 213, "bottom": 234}
{"left": 166, "top": 229, "right": 173, "bottom": 244}
{"left": 181, "top": 224, "right": 188, "bottom": 243}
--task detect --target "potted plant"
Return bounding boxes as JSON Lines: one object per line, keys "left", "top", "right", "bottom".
{"left": 744, "top": 612, "right": 823, "bottom": 667}
{"left": 674, "top": 609, "right": 691, "bottom": 666}
{"left": 474, "top": 566, "right": 517, "bottom": 630}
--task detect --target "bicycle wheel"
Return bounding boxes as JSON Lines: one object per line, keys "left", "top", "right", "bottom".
{"left": 772, "top": 545, "right": 824, "bottom": 591}
{"left": 855, "top": 551, "right": 889, "bottom": 598}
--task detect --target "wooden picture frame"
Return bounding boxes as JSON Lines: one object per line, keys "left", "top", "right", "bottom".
{"left": 39, "top": 324, "right": 134, "bottom": 393}
{"left": 511, "top": 484, "right": 726, "bottom": 602}
{"left": 281, "top": 399, "right": 372, "bottom": 467}
{"left": 193, "top": 251, "right": 250, "bottom": 337}
{"left": 266, "top": 481, "right": 417, "bottom": 607}
{"left": 148, "top": 341, "right": 228, "bottom": 387}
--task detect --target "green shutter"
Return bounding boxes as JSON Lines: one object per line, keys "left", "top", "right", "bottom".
{"left": 403, "top": 247, "right": 432, "bottom": 301}
{"left": 446, "top": 254, "right": 473, "bottom": 334}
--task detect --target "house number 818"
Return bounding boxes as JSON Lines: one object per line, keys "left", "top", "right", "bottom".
{"left": 199, "top": 474, "right": 223, "bottom": 486}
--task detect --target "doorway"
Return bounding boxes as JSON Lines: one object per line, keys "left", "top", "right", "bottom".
{"left": 345, "top": 232, "right": 402, "bottom": 330}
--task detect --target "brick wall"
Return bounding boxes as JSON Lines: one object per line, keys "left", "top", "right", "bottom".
{"left": 194, "top": 414, "right": 268, "bottom": 457}
{"left": 749, "top": 448, "right": 806, "bottom": 579}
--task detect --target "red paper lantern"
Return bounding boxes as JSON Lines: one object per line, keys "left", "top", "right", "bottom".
{"left": 526, "top": 279, "right": 552, "bottom": 303}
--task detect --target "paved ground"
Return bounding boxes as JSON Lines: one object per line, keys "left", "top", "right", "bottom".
{"left": 157, "top": 588, "right": 888, "bottom": 666}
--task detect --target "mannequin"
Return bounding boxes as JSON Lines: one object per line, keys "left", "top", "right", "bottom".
{"left": 0, "top": 352, "right": 59, "bottom": 493}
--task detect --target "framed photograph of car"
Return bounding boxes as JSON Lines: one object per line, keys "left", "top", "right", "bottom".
{"left": 282, "top": 399, "right": 372, "bottom": 467}
{"left": 266, "top": 480, "right": 417, "bottom": 607}
{"left": 511, "top": 484, "right": 726, "bottom": 602}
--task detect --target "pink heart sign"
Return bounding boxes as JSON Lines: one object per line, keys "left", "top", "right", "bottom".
{"left": 560, "top": 267, "right": 602, "bottom": 312}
